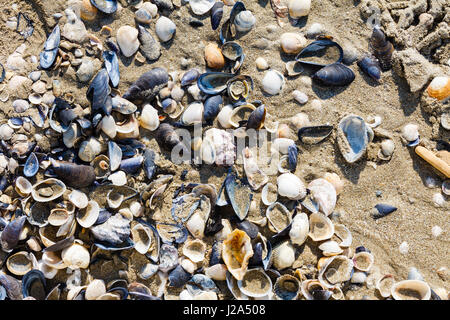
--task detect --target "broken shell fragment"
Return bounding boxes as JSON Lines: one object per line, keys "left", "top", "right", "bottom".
{"left": 376, "top": 274, "right": 395, "bottom": 298}
{"left": 308, "top": 178, "right": 337, "bottom": 216}
{"left": 76, "top": 200, "right": 100, "bottom": 228}
{"left": 182, "top": 239, "right": 207, "bottom": 263}
{"left": 222, "top": 229, "right": 254, "bottom": 280}
{"left": 318, "top": 255, "right": 354, "bottom": 289}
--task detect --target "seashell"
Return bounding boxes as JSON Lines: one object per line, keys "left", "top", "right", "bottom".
{"left": 91, "top": 213, "right": 131, "bottom": 246}
{"left": 23, "top": 152, "right": 39, "bottom": 177}
{"left": 288, "top": 0, "right": 311, "bottom": 18}
{"left": 100, "top": 115, "right": 118, "bottom": 140}
{"left": 156, "top": 222, "right": 188, "bottom": 244}
{"left": 47, "top": 208, "right": 70, "bottom": 227}
{"left": 80, "top": 0, "right": 97, "bottom": 21}
{"left": 205, "top": 264, "right": 227, "bottom": 281}
{"left": 378, "top": 139, "right": 395, "bottom": 160}
{"left": 135, "top": 7, "right": 152, "bottom": 24}
{"left": 261, "top": 183, "right": 277, "bottom": 206}
{"left": 234, "top": 10, "right": 255, "bottom": 33}
{"left": 308, "top": 178, "right": 337, "bottom": 216}
{"left": 333, "top": 224, "right": 352, "bottom": 247}
{"left": 28, "top": 93, "right": 42, "bottom": 105}
{"left": 402, "top": 123, "right": 419, "bottom": 146}
{"left": 139, "top": 263, "right": 159, "bottom": 280}
{"left": 90, "top": 0, "right": 118, "bottom": 14}
{"left": 261, "top": 70, "right": 285, "bottom": 95}
{"left": 273, "top": 274, "right": 301, "bottom": 300}
{"left": 85, "top": 279, "right": 106, "bottom": 300}
{"left": 277, "top": 173, "right": 307, "bottom": 200}
{"left": 271, "top": 241, "right": 295, "bottom": 270}
{"left": 376, "top": 274, "right": 395, "bottom": 298}
{"left": 280, "top": 33, "right": 307, "bottom": 55}
{"left": 391, "top": 280, "right": 431, "bottom": 300}
{"left": 210, "top": 1, "right": 224, "bottom": 30}
{"left": 427, "top": 76, "right": 450, "bottom": 101}
{"left": 131, "top": 223, "right": 152, "bottom": 255}
{"left": 313, "top": 62, "right": 355, "bottom": 86}
{"left": 256, "top": 57, "right": 269, "bottom": 70}
{"left": 39, "top": 25, "right": 60, "bottom": 69}
{"left": 155, "top": 16, "right": 176, "bottom": 42}
{"left": 353, "top": 251, "right": 374, "bottom": 272}
{"left": 123, "top": 67, "right": 169, "bottom": 101}
{"left": 86, "top": 69, "right": 112, "bottom": 115}
{"left": 217, "top": 104, "right": 234, "bottom": 128}
{"left": 182, "top": 239, "right": 206, "bottom": 263}
{"left": 301, "top": 279, "right": 330, "bottom": 300}
{"left": 246, "top": 105, "right": 266, "bottom": 130}
{"left": 189, "top": 0, "right": 215, "bottom": 15}
{"left": 67, "top": 191, "right": 88, "bottom": 210}
{"left": 308, "top": 212, "right": 334, "bottom": 241}
{"left": 197, "top": 72, "right": 235, "bottom": 95}
{"left": 180, "top": 101, "right": 204, "bottom": 126}
{"left": 323, "top": 172, "right": 344, "bottom": 195}
{"left": 139, "top": 104, "right": 160, "bottom": 131}
{"left": 266, "top": 202, "right": 292, "bottom": 233}
{"left": 228, "top": 103, "right": 256, "bottom": 128}
{"left": 289, "top": 212, "right": 309, "bottom": 246}
{"left": 319, "top": 240, "right": 343, "bottom": 256}
{"left": 22, "top": 270, "right": 46, "bottom": 300}
{"left": 6, "top": 251, "right": 38, "bottom": 276}
{"left": 103, "top": 51, "right": 120, "bottom": 88}
{"left": 31, "top": 178, "right": 66, "bottom": 203}
{"left": 318, "top": 255, "right": 354, "bottom": 288}
{"left": 117, "top": 26, "right": 140, "bottom": 58}
{"left": 225, "top": 173, "right": 253, "bottom": 220}
{"left": 237, "top": 268, "right": 272, "bottom": 298}
{"left": 61, "top": 243, "right": 90, "bottom": 269}
{"left": 181, "top": 69, "right": 201, "bottom": 87}
{"left": 115, "top": 115, "right": 140, "bottom": 140}
{"left": 137, "top": 25, "right": 161, "bottom": 62}
{"left": 76, "top": 200, "right": 100, "bottom": 228}
{"left": 295, "top": 39, "right": 343, "bottom": 67}
{"left": 222, "top": 229, "right": 253, "bottom": 280}
{"left": 205, "top": 43, "right": 226, "bottom": 69}
{"left": 168, "top": 265, "right": 192, "bottom": 288}
{"left": 242, "top": 147, "right": 268, "bottom": 190}
{"left": 337, "top": 114, "right": 370, "bottom": 163}
{"left": 369, "top": 27, "right": 394, "bottom": 71}
{"left": 371, "top": 203, "right": 397, "bottom": 219}
{"left": 357, "top": 55, "right": 381, "bottom": 81}
{"left": 203, "top": 94, "right": 222, "bottom": 124}
{"left": 227, "top": 75, "right": 253, "bottom": 102}
{"left": 1, "top": 216, "right": 26, "bottom": 252}
{"left": 159, "top": 244, "right": 178, "bottom": 273}
{"left": 51, "top": 159, "right": 96, "bottom": 189}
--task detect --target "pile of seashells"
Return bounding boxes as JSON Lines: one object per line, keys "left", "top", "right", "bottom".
{"left": 0, "top": 0, "right": 448, "bottom": 301}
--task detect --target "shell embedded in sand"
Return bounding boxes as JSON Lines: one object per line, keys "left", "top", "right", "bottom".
{"left": 288, "top": 0, "right": 311, "bottom": 18}
{"left": 80, "top": 0, "right": 98, "bottom": 21}
{"left": 280, "top": 33, "right": 307, "bottom": 54}
{"left": 117, "top": 26, "right": 140, "bottom": 57}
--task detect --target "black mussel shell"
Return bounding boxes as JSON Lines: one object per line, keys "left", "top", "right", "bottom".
{"left": 143, "top": 148, "right": 156, "bottom": 180}
{"left": 209, "top": 241, "right": 222, "bottom": 266}
{"left": 355, "top": 245, "right": 370, "bottom": 254}
{"left": 137, "top": 25, "right": 161, "bottom": 62}
{"left": 155, "top": 222, "right": 188, "bottom": 244}
{"left": 295, "top": 39, "right": 343, "bottom": 68}
{"left": 94, "top": 209, "right": 112, "bottom": 225}
{"left": 369, "top": 27, "right": 394, "bottom": 71}
{"left": 189, "top": 274, "right": 219, "bottom": 292}
{"left": 39, "top": 25, "right": 60, "bottom": 69}
{"left": 312, "top": 289, "right": 332, "bottom": 300}
{"left": 371, "top": 203, "right": 397, "bottom": 219}
{"left": 103, "top": 50, "right": 120, "bottom": 88}
{"left": 0, "top": 274, "right": 22, "bottom": 300}
{"left": 122, "top": 67, "right": 169, "bottom": 101}
{"left": 58, "top": 108, "right": 77, "bottom": 127}
{"left": 119, "top": 156, "right": 143, "bottom": 175}
{"left": 298, "top": 125, "right": 333, "bottom": 144}
{"left": 51, "top": 160, "right": 96, "bottom": 188}
{"left": 171, "top": 193, "right": 202, "bottom": 223}
{"left": 197, "top": 72, "right": 235, "bottom": 95}
{"left": 313, "top": 63, "right": 355, "bottom": 86}
{"left": 91, "top": 0, "right": 118, "bottom": 14}
{"left": 107, "top": 287, "right": 129, "bottom": 300}
{"left": 236, "top": 220, "right": 259, "bottom": 239}
{"left": 181, "top": 68, "right": 200, "bottom": 86}
{"left": 168, "top": 265, "right": 192, "bottom": 288}
{"left": 204, "top": 212, "right": 224, "bottom": 236}
{"left": 246, "top": 104, "right": 266, "bottom": 130}
{"left": 189, "top": 19, "right": 204, "bottom": 28}
{"left": 22, "top": 270, "right": 46, "bottom": 300}
{"left": 210, "top": 1, "right": 224, "bottom": 30}
{"left": 155, "top": 123, "right": 184, "bottom": 152}
{"left": 288, "top": 144, "right": 298, "bottom": 171}
{"left": 0, "top": 63, "right": 5, "bottom": 83}
{"left": 0, "top": 215, "right": 26, "bottom": 251}
{"left": 86, "top": 69, "right": 112, "bottom": 115}
{"left": 216, "top": 175, "right": 231, "bottom": 206}
{"left": 94, "top": 238, "right": 134, "bottom": 251}
{"left": 43, "top": 236, "right": 75, "bottom": 252}
{"left": 203, "top": 94, "right": 222, "bottom": 124}
{"left": 23, "top": 152, "right": 39, "bottom": 177}
{"left": 357, "top": 55, "right": 381, "bottom": 81}
{"left": 225, "top": 173, "right": 253, "bottom": 221}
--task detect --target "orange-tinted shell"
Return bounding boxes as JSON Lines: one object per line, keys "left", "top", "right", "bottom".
{"left": 205, "top": 43, "right": 225, "bottom": 69}
{"left": 80, "top": 0, "right": 98, "bottom": 21}
{"left": 222, "top": 229, "right": 253, "bottom": 280}
{"left": 427, "top": 76, "right": 450, "bottom": 101}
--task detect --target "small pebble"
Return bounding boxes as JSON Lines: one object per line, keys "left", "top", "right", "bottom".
{"left": 299, "top": 76, "right": 312, "bottom": 87}
{"left": 255, "top": 57, "right": 269, "bottom": 70}
{"left": 399, "top": 241, "right": 409, "bottom": 254}
{"left": 431, "top": 226, "right": 442, "bottom": 238}
{"left": 342, "top": 42, "right": 358, "bottom": 65}
{"left": 28, "top": 71, "right": 41, "bottom": 82}
{"left": 432, "top": 193, "right": 445, "bottom": 207}
{"left": 306, "top": 23, "right": 324, "bottom": 38}
{"left": 375, "top": 190, "right": 382, "bottom": 197}
{"left": 180, "top": 58, "right": 189, "bottom": 69}
{"left": 311, "top": 99, "right": 322, "bottom": 112}
{"left": 292, "top": 90, "right": 308, "bottom": 104}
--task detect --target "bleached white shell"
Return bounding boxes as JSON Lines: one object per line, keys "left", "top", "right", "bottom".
{"left": 280, "top": 33, "right": 307, "bottom": 54}
{"left": 318, "top": 255, "right": 354, "bottom": 289}
{"left": 85, "top": 279, "right": 106, "bottom": 300}
{"left": 351, "top": 271, "right": 368, "bottom": 284}
{"left": 182, "top": 102, "right": 203, "bottom": 125}
{"left": 189, "top": 0, "right": 215, "bottom": 15}
{"left": 131, "top": 223, "right": 152, "bottom": 254}
{"left": 353, "top": 251, "right": 374, "bottom": 272}
{"left": 205, "top": 264, "right": 227, "bottom": 281}
{"left": 272, "top": 241, "right": 295, "bottom": 270}
{"left": 277, "top": 173, "right": 307, "bottom": 200}
{"left": 323, "top": 172, "right": 345, "bottom": 195}
{"left": 63, "top": 123, "right": 80, "bottom": 148}
{"left": 237, "top": 268, "right": 272, "bottom": 298}
{"left": 333, "top": 224, "right": 352, "bottom": 247}
{"left": 139, "top": 104, "right": 160, "bottom": 131}
{"left": 15, "top": 176, "right": 32, "bottom": 196}
{"left": 266, "top": 202, "right": 292, "bottom": 233}
{"left": 262, "top": 70, "right": 285, "bottom": 95}
{"left": 78, "top": 138, "right": 102, "bottom": 162}
{"left": 155, "top": 16, "right": 176, "bottom": 42}
{"left": 289, "top": 212, "right": 309, "bottom": 246}
{"left": 182, "top": 239, "right": 206, "bottom": 263}
{"left": 117, "top": 26, "right": 140, "bottom": 57}
{"left": 217, "top": 104, "right": 234, "bottom": 129}
{"left": 186, "top": 211, "right": 206, "bottom": 239}
{"left": 308, "top": 178, "right": 337, "bottom": 216}
{"left": 255, "top": 57, "right": 269, "bottom": 70}
{"left": 61, "top": 243, "right": 90, "bottom": 269}
{"left": 288, "top": 0, "right": 311, "bottom": 18}
{"left": 234, "top": 10, "right": 256, "bottom": 33}
{"left": 108, "top": 171, "right": 127, "bottom": 186}
{"left": 76, "top": 200, "right": 100, "bottom": 228}
{"left": 308, "top": 212, "right": 334, "bottom": 241}
{"left": 318, "top": 240, "right": 343, "bottom": 256}
{"left": 242, "top": 147, "right": 268, "bottom": 190}
{"left": 261, "top": 183, "right": 278, "bottom": 206}
{"left": 402, "top": 123, "right": 419, "bottom": 142}
{"left": 271, "top": 138, "right": 295, "bottom": 154}
{"left": 391, "top": 280, "right": 431, "bottom": 300}
{"left": 100, "top": 115, "right": 117, "bottom": 139}
{"left": 38, "top": 259, "right": 58, "bottom": 279}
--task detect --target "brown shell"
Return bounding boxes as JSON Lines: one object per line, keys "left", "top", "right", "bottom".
{"left": 369, "top": 27, "right": 394, "bottom": 71}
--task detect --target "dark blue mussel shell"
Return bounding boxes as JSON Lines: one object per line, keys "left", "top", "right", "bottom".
{"left": 86, "top": 69, "right": 112, "bottom": 115}
{"left": 91, "top": 0, "right": 118, "bottom": 14}
{"left": 203, "top": 94, "right": 222, "bottom": 124}
{"left": 295, "top": 39, "right": 343, "bottom": 68}
{"left": 210, "top": 1, "right": 224, "bottom": 31}
{"left": 103, "top": 50, "right": 120, "bottom": 88}
{"left": 288, "top": 144, "right": 298, "bottom": 171}
{"left": 180, "top": 68, "right": 200, "bottom": 87}
{"left": 298, "top": 125, "right": 334, "bottom": 144}
{"left": 39, "top": 25, "right": 60, "bottom": 69}
{"left": 224, "top": 173, "right": 253, "bottom": 221}
{"left": 122, "top": 67, "right": 169, "bottom": 101}
{"left": 312, "top": 62, "right": 355, "bottom": 86}
{"left": 119, "top": 155, "right": 143, "bottom": 175}
{"left": 371, "top": 203, "right": 397, "bottom": 219}
{"left": 357, "top": 55, "right": 381, "bottom": 81}
{"left": 94, "top": 238, "right": 135, "bottom": 251}
{"left": 168, "top": 265, "right": 192, "bottom": 288}
{"left": 197, "top": 72, "right": 235, "bottom": 95}
{"left": 143, "top": 148, "right": 156, "bottom": 180}
{"left": 219, "top": 1, "right": 246, "bottom": 44}
{"left": 23, "top": 152, "right": 39, "bottom": 177}
{"left": 22, "top": 270, "right": 46, "bottom": 300}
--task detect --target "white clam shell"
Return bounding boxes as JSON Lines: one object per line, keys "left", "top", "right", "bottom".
{"left": 108, "top": 171, "right": 127, "bottom": 186}
{"left": 261, "top": 183, "right": 278, "bottom": 206}
{"left": 155, "top": 16, "right": 176, "bottom": 42}
{"left": 318, "top": 240, "right": 343, "bottom": 256}
{"left": 182, "top": 101, "right": 203, "bottom": 125}
{"left": 182, "top": 239, "right": 206, "bottom": 263}
{"left": 131, "top": 223, "right": 152, "bottom": 254}
{"left": 217, "top": 104, "right": 234, "bottom": 128}
{"left": 237, "top": 268, "right": 272, "bottom": 298}
{"left": 85, "top": 279, "right": 106, "bottom": 300}
{"left": 288, "top": 0, "right": 311, "bottom": 18}
{"left": 242, "top": 147, "right": 268, "bottom": 190}
{"left": 266, "top": 202, "right": 292, "bottom": 233}
{"left": 262, "top": 70, "right": 285, "bottom": 95}
{"left": 6, "top": 251, "right": 38, "bottom": 275}
{"left": 271, "top": 138, "right": 295, "bottom": 154}
{"left": 78, "top": 137, "right": 102, "bottom": 162}
{"left": 38, "top": 259, "right": 58, "bottom": 279}
{"left": 139, "top": 104, "right": 160, "bottom": 131}
{"left": 205, "top": 264, "right": 227, "bottom": 281}
{"left": 289, "top": 212, "right": 309, "bottom": 246}
{"left": 117, "top": 26, "right": 140, "bottom": 57}
{"left": 391, "top": 280, "right": 431, "bottom": 300}
{"left": 318, "top": 255, "right": 354, "bottom": 289}
{"left": 186, "top": 211, "right": 206, "bottom": 239}
{"left": 376, "top": 274, "right": 395, "bottom": 298}
{"left": 353, "top": 251, "right": 374, "bottom": 272}
{"left": 100, "top": 115, "right": 117, "bottom": 139}
{"left": 308, "top": 178, "right": 337, "bottom": 216}
{"left": 333, "top": 224, "right": 352, "bottom": 247}
{"left": 308, "top": 212, "right": 334, "bottom": 242}
{"left": 272, "top": 241, "right": 295, "bottom": 270}
{"left": 280, "top": 33, "right": 307, "bottom": 54}
{"left": 292, "top": 90, "right": 308, "bottom": 104}
{"left": 76, "top": 200, "right": 100, "bottom": 228}
{"left": 277, "top": 173, "right": 307, "bottom": 200}
{"left": 61, "top": 243, "right": 90, "bottom": 269}
{"left": 402, "top": 123, "right": 419, "bottom": 142}
{"left": 234, "top": 10, "right": 256, "bottom": 33}
{"left": 255, "top": 57, "right": 269, "bottom": 70}
{"left": 48, "top": 208, "right": 70, "bottom": 226}
{"left": 189, "top": 0, "right": 215, "bottom": 15}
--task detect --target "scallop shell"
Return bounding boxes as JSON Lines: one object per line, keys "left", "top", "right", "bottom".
{"left": 391, "top": 280, "right": 431, "bottom": 300}
{"left": 242, "top": 147, "right": 268, "bottom": 191}
{"left": 222, "top": 229, "right": 254, "bottom": 280}
{"left": 76, "top": 200, "right": 100, "bottom": 228}
{"left": 308, "top": 212, "right": 334, "bottom": 242}
{"left": 353, "top": 251, "right": 374, "bottom": 272}
{"left": 271, "top": 241, "right": 295, "bottom": 270}
{"left": 266, "top": 202, "right": 292, "bottom": 233}
{"left": 182, "top": 239, "right": 206, "bottom": 263}
{"left": 318, "top": 255, "right": 354, "bottom": 289}
{"left": 277, "top": 173, "right": 307, "bottom": 200}
{"left": 237, "top": 268, "right": 272, "bottom": 298}
{"left": 289, "top": 212, "right": 309, "bottom": 246}
{"left": 376, "top": 274, "right": 395, "bottom": 298}
{"left": 31, "top": 178, "right": 66, "bottom": 203}
{"left": 61, "top": 243, "right": 90, "bottom": 269}
{"left": 308, "top": 178, "right": 337, "bottom": 216}
{"left": 273, "top": 274, "right": 301, "bottom": 300}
